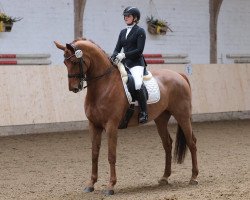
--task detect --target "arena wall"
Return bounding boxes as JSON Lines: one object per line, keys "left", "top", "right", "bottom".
{"left": 1, "top": 0, "right": 250, "bottom": 64}
{"left": 0, "top": 64, "right": 249, "bottom": 136}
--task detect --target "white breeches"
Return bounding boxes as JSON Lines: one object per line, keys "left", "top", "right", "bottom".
{"left": 129, "top": 66, "right": 144, "bottom": 90}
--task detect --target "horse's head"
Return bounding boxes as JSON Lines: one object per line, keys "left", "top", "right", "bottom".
{"left": 54, "top": 40, "right": 89, "bottom": 93}
{"left": 55, "top": 39, "right": 115, "bottom": 93}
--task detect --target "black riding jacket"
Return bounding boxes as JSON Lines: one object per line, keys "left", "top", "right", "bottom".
{"left": 112, "top": 24, "right": 147, "bottom": 68}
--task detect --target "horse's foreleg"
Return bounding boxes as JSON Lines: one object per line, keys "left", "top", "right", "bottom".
{"left": 154, "top": 111, "right": 172, "bottom": 185}
{"left": 104, "top": 125, "right": 118, "bottom": 195}
{"left": 84, "top": 122, "right": 103, "bottom": 193}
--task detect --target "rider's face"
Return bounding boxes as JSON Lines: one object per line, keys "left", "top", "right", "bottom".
{"left": 124, "top": 14, "right": 134, "bottom": 25}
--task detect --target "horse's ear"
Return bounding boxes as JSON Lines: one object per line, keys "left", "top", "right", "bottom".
{"left": 66, "top": 43, "right": 75, "bottom": 52}
{"left": 54, "top": 41, "right": 65, "bottom": 51}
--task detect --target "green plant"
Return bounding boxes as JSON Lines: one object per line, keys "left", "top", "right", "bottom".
{"left": 0, "top": 13, "right": 22, "bottom": 24}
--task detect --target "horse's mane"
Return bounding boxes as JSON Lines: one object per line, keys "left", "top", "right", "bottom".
{"left": 73, "top": 37, "right": 110, "bottom": 57}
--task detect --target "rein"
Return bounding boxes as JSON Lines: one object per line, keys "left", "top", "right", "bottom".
{"left": 83, "top": 65, "right": 114, "bottom": 89}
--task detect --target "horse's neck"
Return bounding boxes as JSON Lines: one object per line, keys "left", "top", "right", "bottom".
{"left": 86, "top": 54, "right": 120, "bottom": 95}
{"left": 87, "top": 73, "right": 121, "bottom": 107}
{"left": 87, "top": 56, "right": 110, "bottom": 78}
{"left": 82, "top": 41, "right": 121, "bottom": 100}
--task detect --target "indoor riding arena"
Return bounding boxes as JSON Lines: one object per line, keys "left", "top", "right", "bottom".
{"left": 0, "top": 120, "right": 249, "bottom": 200}
{"left": 0, "top": 64, "right": 249, "bottom": 200}
{"left": 1, "top": 0, "right": 250, "bottom": 200}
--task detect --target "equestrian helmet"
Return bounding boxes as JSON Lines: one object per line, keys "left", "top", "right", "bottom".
{"left": 123, "top": 6, "right": 140, "bottom": 21}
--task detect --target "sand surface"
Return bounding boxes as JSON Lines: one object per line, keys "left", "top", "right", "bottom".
{"left": 0, "top": 120, "right": 249, "bottom": 200}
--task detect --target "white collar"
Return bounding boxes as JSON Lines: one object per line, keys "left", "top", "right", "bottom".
{"left": 126, "top": 24, "right": 135, "bottom": 29}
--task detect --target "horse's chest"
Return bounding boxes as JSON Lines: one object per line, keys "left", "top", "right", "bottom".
{"left": 85, "top": 104, "right": 109, "bottom": 123}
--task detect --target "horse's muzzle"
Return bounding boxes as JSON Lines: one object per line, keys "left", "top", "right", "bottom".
{"left": 72, "top": 88, "right": 80, "bottom": 93}
{"left": 70, "top": 82, "right": 83, "bottom": 93}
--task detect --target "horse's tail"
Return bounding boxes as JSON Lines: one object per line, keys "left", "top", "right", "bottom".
{"left": 174, "top": 124, "right": 187, "bottom": 164}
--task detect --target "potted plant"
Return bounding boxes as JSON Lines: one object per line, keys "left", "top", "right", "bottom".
{"left": 0, "top": 13, "right": 22, "bottom": 32}
{"left": 146, "top": 15, "right": 173, "bottom": 35}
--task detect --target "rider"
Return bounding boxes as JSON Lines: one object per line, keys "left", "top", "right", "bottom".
{"left": 111, "top": 6, "right": 148, "bottom": 124}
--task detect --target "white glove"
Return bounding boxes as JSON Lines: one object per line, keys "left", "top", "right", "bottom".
{"left": 116, "top": 53, "right": 125, "bottom": 62}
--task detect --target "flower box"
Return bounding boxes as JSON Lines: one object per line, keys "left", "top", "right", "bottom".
{"left": 146, "top": 16, "right": 173, "bottom": 35}
{"left": 0, "top": 13, "right": 21, "bottom": 32}
{"left": 0, "top": 21, "right": 4, "bottom": 32}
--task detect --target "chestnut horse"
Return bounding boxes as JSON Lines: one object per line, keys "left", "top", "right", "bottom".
{"left": 54, "top": 39, "right": 198, "bottom": 195}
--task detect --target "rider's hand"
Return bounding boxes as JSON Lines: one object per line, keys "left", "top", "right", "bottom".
{"left": 116, "top": 53, "right": 125, "bottom": 62}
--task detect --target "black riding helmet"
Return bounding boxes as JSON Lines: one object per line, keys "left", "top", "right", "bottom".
{"left": 123, "top": 6, "right": 140, "bottom": 22}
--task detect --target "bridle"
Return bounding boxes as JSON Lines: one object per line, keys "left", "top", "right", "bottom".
{"left": 64, "top": 43, "right": 85, "bottom": 91}
{"left": 65, "top": 51, "right": 85, "bottom": 78}
{"left": 64, "top": 43, "right": 114, "bottom": 91}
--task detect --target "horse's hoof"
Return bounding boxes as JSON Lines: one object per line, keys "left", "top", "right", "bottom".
{"left": 189, "top": 179, "right": 198, "bottom": 185}
{"left": 84, "top": 187, "right": 94, "bottom": 193}
{"left": 158, "top": 177, "right": 169, "bottom": 185}
{"left": 103, "top": 189, "right": 114, "bottom": 195}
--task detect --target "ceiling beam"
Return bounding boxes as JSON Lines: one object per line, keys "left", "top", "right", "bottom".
{"left": 209, "top": 0, "right": 223, "bottom": 63}
{"left": 74, "top": 0, "right": 86, "bottom": 39}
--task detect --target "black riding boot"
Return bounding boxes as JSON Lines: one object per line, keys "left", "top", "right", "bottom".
{"left": 136, "top": 88, "right": 148, "bottom": 124}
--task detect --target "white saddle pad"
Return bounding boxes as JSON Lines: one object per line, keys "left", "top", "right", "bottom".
{"left": 123, "top": 76, "right": 160, "bottom": 105}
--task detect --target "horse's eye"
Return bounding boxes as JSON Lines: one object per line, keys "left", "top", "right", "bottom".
{"left": 72, "top": 59, "right": 78, "bottom": 64}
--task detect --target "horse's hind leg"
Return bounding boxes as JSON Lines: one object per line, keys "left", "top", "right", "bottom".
{"left": 84, "top": 121, "right": 103, "bottom": 193}
{"left": 175, "top": 115, "right": 199, "bottom": 185}
{"left": 154, "top": 111, "right": 172, "bottom": 185}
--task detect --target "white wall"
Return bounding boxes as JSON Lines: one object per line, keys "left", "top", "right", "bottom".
{"left": 0, "top": 0, "right": 74, "bottom": 64}
{"left": 1, "top": 0, "right": 250, "bottom": 64}
{"left": 83, "top": 0, "right": 210, "bottom": 64}
{"left": 217, "top": 0, "right": 250, "bottom": 63}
